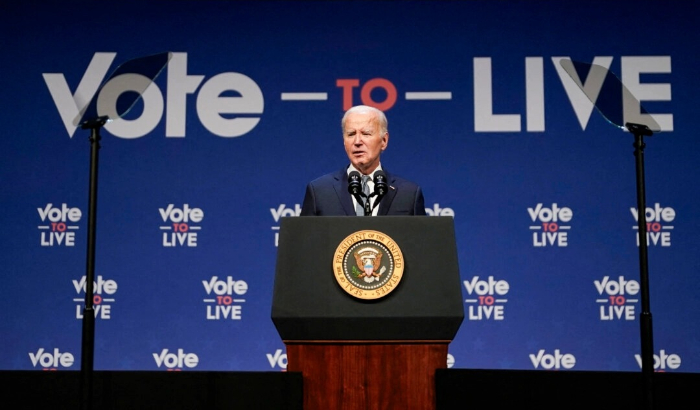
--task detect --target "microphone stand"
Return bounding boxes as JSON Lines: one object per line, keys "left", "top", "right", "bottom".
{"left": 79, "top": 115, "right": 108, "bottom": 410}
{"left": 363, "top": 194, "right": 372, "bottom": 216}
{"left": 627, "top": 122, "right": 655, "bottom": 410}
{"left": 361, "top": 192, "right": 386, "bottom": 216}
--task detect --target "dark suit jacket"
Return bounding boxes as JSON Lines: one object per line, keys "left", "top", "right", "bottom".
{"left": 301, "top": 167, "right": 427, "bottom": 216}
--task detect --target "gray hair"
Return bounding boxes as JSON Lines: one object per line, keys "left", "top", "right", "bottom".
{"left": 341, "top": 105, "right": 388, "bottom": 135}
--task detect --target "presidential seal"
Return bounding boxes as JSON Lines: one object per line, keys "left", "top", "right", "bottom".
{"left": 333, "top": 230, "right": 404, "bottom": 300}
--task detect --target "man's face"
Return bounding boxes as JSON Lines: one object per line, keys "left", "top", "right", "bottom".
{"left": 343, "top": 111, "right": 388, "bottom": 174}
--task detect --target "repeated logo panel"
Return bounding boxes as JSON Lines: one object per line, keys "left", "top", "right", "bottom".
{"left": 1, "top": 0, "right": 697, "bottom": 375}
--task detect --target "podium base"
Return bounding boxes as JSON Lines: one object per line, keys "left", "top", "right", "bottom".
{"left": 286, "top": 341, "right": 448, "bottom": 410}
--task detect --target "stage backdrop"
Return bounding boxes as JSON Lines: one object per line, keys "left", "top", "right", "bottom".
{"left": 1, "top": 0, "right": 698, "bottom": 374}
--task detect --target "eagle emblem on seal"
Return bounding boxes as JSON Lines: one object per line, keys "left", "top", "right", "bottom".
{"left": 353, "top": 247, "right": 386, "bottom": 283}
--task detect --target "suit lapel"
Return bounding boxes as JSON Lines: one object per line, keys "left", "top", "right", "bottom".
{"left": 333, "top": 167, "right": 356, "bottom": 216}
{"left": 377, "top": 171, "right": 397, "bottom": 215}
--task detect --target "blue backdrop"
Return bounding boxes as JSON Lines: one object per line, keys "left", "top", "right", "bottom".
{"left": 1, "top": 0, "right": 698, "bottom": 374}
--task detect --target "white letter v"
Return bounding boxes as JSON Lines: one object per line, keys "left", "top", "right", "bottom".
{"left": 42, "top": 52, "right": 116, "bottom": 138}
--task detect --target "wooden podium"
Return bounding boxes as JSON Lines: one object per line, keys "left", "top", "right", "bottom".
{"left": 272, "top": 217, "right": 464, "bottom": 410}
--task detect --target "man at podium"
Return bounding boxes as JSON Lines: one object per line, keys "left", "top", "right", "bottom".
{"left": 276, "top": 106, "right": 462, "bottom": 410}
{"left": 300, "top": 105, "right": 427, "bottom": 216}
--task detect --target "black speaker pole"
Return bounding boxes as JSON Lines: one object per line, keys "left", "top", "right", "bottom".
{"left": 627, "top": 122, "right": 655, "bottom": 410}
{"left": 79, "top": 115, "right": 107, "bottom": 410}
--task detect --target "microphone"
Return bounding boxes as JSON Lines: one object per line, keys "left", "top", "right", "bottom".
{"left": 374, "top": 171, "right": 388, "bottom": 197}
{"left": 371, "top": 170, "right": 388, "bottom": 212}
{"left": 348, "top": 171, "right": 362, "bottom": 195}
{"left": 348, "top": 171, "right": 369, "bottom": 216}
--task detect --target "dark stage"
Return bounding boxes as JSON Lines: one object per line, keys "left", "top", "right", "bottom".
{"left": 3, "top": 369, "right": 697, "bottom": 409}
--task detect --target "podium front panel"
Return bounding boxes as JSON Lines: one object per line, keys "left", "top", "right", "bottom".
{"left": 271, "top": 216, "right": 464, "bottom": 341}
